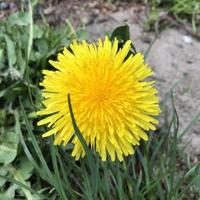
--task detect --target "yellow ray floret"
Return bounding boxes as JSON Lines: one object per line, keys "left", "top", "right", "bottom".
{"left": 37, "top": 36, "right": 161, "bottom": 161}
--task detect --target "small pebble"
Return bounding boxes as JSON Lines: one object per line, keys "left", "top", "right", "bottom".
{"left": 0, "top": 2, "right": 9, "bottom": 10}
{"left": 182, "top": 35, "right": 193, "bottom": 44}
{"left": 186, "top": 60, "right": 193, "bottom": 64}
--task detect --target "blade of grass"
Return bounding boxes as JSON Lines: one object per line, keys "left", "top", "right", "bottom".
{"left": 65, "top": 19, "right": 77, "bottom": 38}
{"left": 19, "top": 98, "right": 54, "bottom": 183}
{"left": 102, "top": 162, "right": 112, "bottom": 200}
{"left": 56, "top": 152, "right": 83, "bottom": 199}
{"left": 27, "top": 0, "right": 33, "bottom": 60}
{"left": 178, "top": 174, "right": 200, "bottom": 198}
{"left": 0, "top": 175, "right": 47, "bottom": 199}
{"left": 0, "top": 81, "right": 21, "bottom": 98}
{"left": 23, "top": 0, "right": 34, "bottom": 108}
{"left": 67, "top": 94, "right": 98, "bottom": 198}
{"left": 175, "top": 162, "right": 200, "bottom": 193}
{"left": 150, "top": 101, "right": 175, "bottom": 164}
{"left": 14, "top": 110, "right": 43, "bottom": 174}
{"left": 136, "top": 148, "right": 150, "bottom": 191}
{"left": 116, "top": 162, "right": 123, "bottom": 200}
{"left": 161, "top": 79, "right": 181, "bottom": 105}
{"left": 67, "top": 94, "right": 92, "bottom": 159}
{"left": 49, "top": 138, "right": 68, "bottom": 200}
{"left": 142, "top": 172, "right": 169, "bottom": 196}
{"left": 81, "top": 163, "right": 93, "bottom": 200}
{"left": 168, "top": 92, "right": 179, "bottom": 199}
{"left": 56, "top": 152, "right": 71, "bottom": 188}
{"left": 135, "top": 168, "right": 143, "bottom": 194}
{"left": 178, "top": 112, "right": 200, "bottom": 140}
{"left": 192, "top": 12, "right": 197, "bottom": 33}
{"left": 144, "top": 36, "right": 157, "bottom": 60}
{"left": 9, "top": 166, "right": 34, "bottom": 200}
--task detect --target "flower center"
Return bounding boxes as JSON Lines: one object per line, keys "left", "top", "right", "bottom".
{"left": 92, "top": 82, "right": 109, "bottom": 103}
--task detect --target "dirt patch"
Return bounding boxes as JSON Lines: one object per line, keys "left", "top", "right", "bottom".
{"left": 147, "top": 29, "right": 200, "bottom": 156}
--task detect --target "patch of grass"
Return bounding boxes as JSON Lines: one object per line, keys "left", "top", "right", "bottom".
{"left": 0, "top": 1, "right": 86, "bottom": 198}
{"left": 2, "top": 90, "right": 198, "bottom": 199}
{"left": 144, "top": 0, "right": 200, "bottom": 32}
{"left": 0, "top": 1, "right": 200, "bottom": 200}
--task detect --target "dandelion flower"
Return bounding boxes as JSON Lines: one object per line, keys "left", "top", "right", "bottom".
{"left": 37, "top": 36, "right": 160, "bottom": 161}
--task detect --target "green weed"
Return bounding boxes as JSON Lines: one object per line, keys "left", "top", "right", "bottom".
{"left": 145, "top": 0, "right": 200, "bottom": 32}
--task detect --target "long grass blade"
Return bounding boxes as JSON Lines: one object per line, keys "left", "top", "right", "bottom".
{"left": 0, "top": 175, "right": 47, "bottom": 199}
{"left": 49, "top": 138, "right": 68, "bottom": 200}
{"left": 178, "top": 112, "right": 200, "bottom": 140}
{"left": 67, "top": 94, "right": 98, "bottom": 198}
{"left": 20, "top": 98, "right": 54, "bottom": 183}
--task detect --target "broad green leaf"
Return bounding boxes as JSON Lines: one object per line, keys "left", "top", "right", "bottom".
{"left": 33, "top": 24, "right": 44, "bottom": 39}
{"left": 0, "top": 167, "right": 8, "bottom": 187}
{"left": 16, "top": 157, "right": 34, "bottom": 180}
{"left": 110, "top": 25, "right": 137, "bottom": 54}
{"left": 31, "top": 0, "right": 39, "bottom": 7}
{"left": 0, "top": 194, "right": 13, "bottom": 200}
{"left": 8, "top": 165, "right": 34, "bottom": 200}
{"left": 0, "top": 131, "right": 19, "bottom": 165}
{"left": 8, "top": 12, "right": 30, "bottom": 27}
{"left": 35, "top": 39, "right": 49, "bottom": 56}
{"left": 5, "top": 184, "right": 19, "bottom": 199}
{"left": 111, "top": 24, "right": 130, "bottom": 43}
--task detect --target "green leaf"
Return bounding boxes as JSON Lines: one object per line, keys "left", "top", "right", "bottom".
{"left": 0, "top": 48, "right": 4, "bottom": 69}
{"left": 148, "top": 9, "right": 159, "bottom": 25}
{"left": 8, "top": 165, "right": 34, "bottom": 200}
{"left": 0, "top": 131, "right": 19, "bottom": 165}
{"left": 0, "top": 194, "right": 13, "bottom": 200}
{"left": 27, "top": 0, "right": 33, "bottom": 61}
{"left": 67, "top": 94, "right": 92, "bottom": 160}
{"left": 0, "top": 109, "right": 6, "bottom": 126}
{"left": 110, "top": 25, "right": 137, "bottom": 55}
{"left": 4, "top": 35, "right": 17, "bottom": 68}
{"left": 110, "top": 24, "right": 130, "bottom": 43}
{"left": 8, "top": 12, "right": 30, "bottom": 27}
{"left": 0, "top": 167, "right": 8, "bottom": 187}
{"left": 19, "top": 98, "right": 54, "bottom": 184}
{"left": 0, "top": 174, "right": 46, "bottom": 199}
{"left": 67, "top": 94, "right": 99, "bottom": 198}
{"left": 0, "top": 81, "right": 21, "bottom": 98}
{"left": 5, "top": 184, "right": 18, "bottom": 199}
{"left": 16, "top": 157, "right": 34, "bottom": 180}
{"left": 33, "top": 24, "right": 44, "bottom": 39}
{"left": 34, "top": 39, "right": 49, "bottom": 56}
{"left": 49, "top": 138, "right": 68, "bottom": 200}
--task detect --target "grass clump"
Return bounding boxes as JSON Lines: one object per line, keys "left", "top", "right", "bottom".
{"left": 144, "top": 0, "right": 200, "bottom": 32}
{"left": 5, "top": 92, "right": 198, "bottom": 200}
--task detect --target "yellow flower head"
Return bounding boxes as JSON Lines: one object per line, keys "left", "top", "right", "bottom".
{"left": 37, "top": 36, "right": 160, "bottom": 161}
